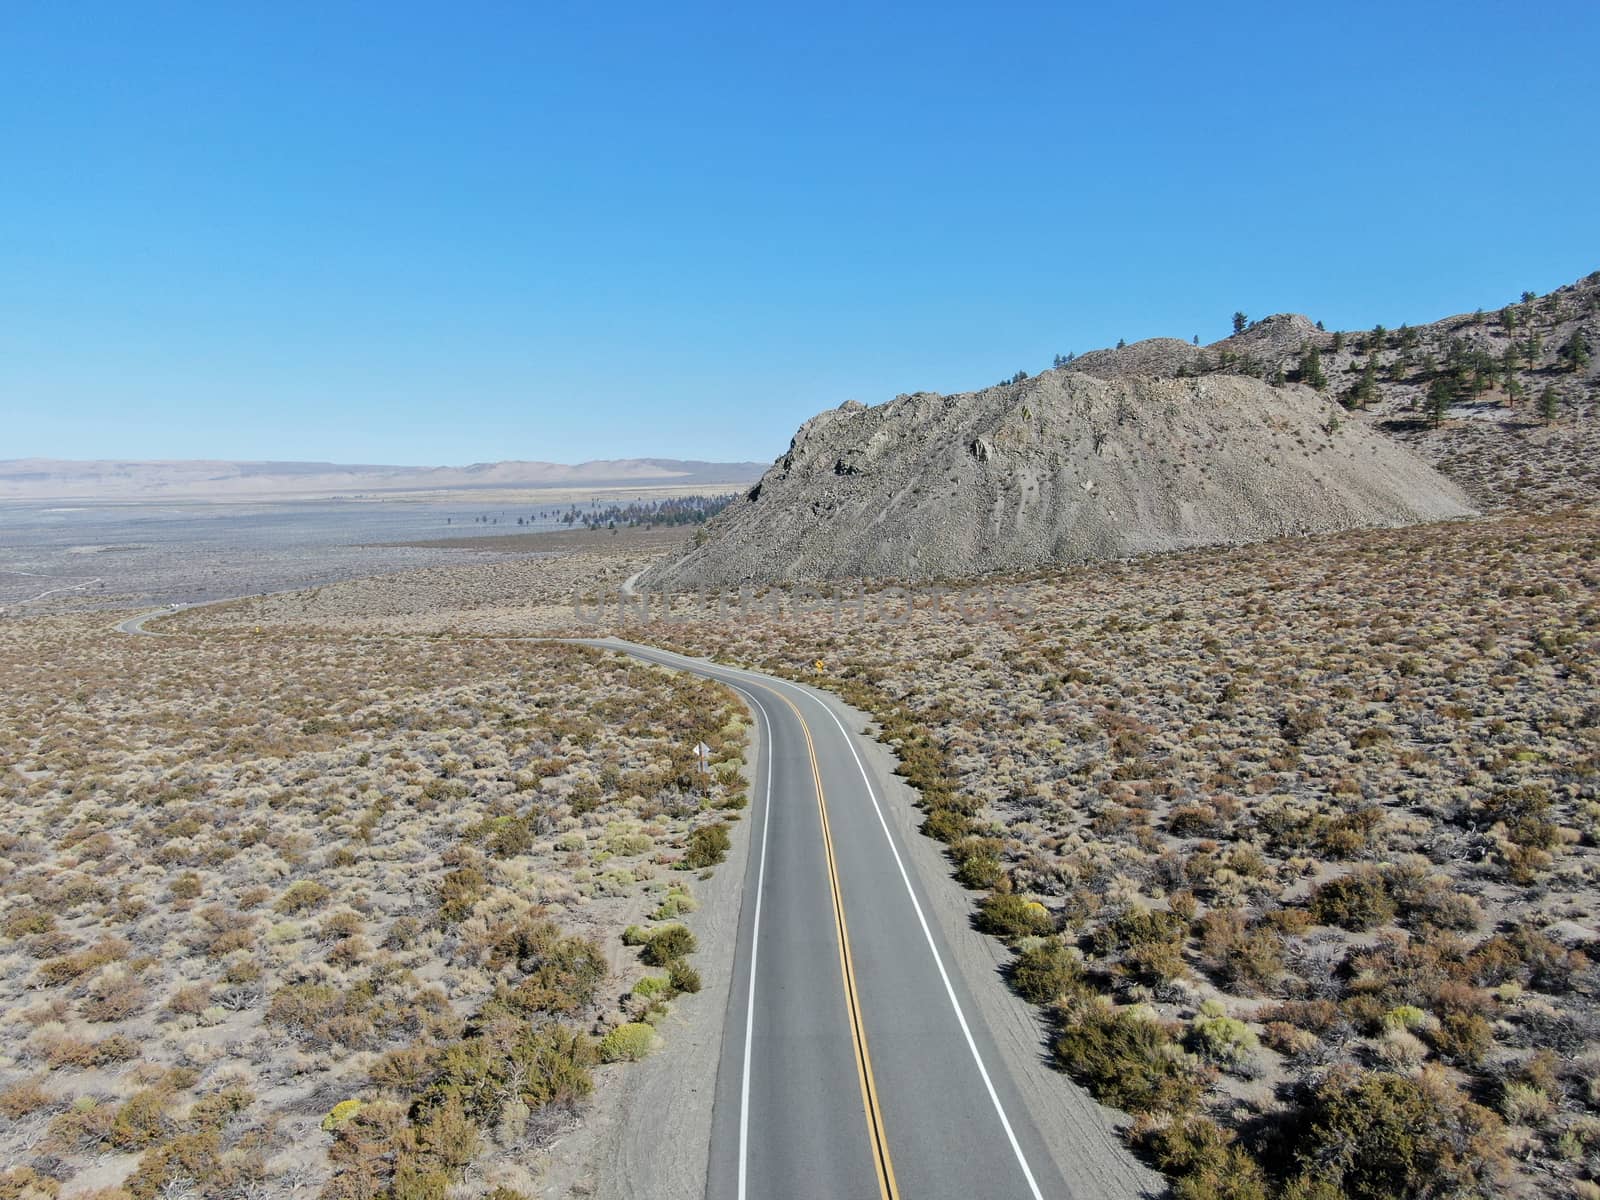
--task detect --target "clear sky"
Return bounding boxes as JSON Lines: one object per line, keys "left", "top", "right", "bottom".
{"left": 3, "top": 2, "right": 1596, "bottom": 466}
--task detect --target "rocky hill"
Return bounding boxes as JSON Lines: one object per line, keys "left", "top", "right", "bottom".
{"left": 642, "top": 372, "right": 1475, "bottom": 588}
{"left": 1070, "top": 270, "right": 1600, "bottom": 510}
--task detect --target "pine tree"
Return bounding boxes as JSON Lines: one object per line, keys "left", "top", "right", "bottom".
{"left": 1298, "top": 344, "right": 1327, "bottom": 390}
{"left": 1232, "top": 311, "right": 1248, "bottom": 335}
{"left": 1558, "top": 330, "right": 1592, "bottom": 371}
{"left": 1538, "top": 385, "right": 1560, "bottom": 423}
{"left": 1426, "top": 376, "right": 1454, "bottom": 426}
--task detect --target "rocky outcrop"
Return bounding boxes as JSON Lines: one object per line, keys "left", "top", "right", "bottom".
{"left": 642, "top": 371, "right": 1477, "bottom": 587}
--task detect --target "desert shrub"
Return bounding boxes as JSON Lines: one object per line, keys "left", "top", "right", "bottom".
{"left": 1282, "top": 1067, "right": 1507, "bottom": 1200}
{"left": 1194, "top": 909, "right": 1283, "bottom": 994}
{"left": 125, "top": 1094, "right": 260, "bottom": 1200}
{"left": 109, "top": 1088, "right": 171, "bottom": 1151}
{"left": 1187, "top": 1002, "right": 1261, "bottom": 1076}
{"left": 599, "top": 1022, "right": 657, "bottom": 1063}
{"left": 0, "top": 1167, "right": 64, "bottom": 1199}
{"left": 1133, "top": 1114, "right": 1271, "bottom": 1200}
{"left": 1092, "top": 907, "right": 1188, "bottom": 984}
{"left": 46, "top": 1098, "right": 116, "bottom": 1152}
{"left": 633, "top": 974, "right": 670, "bottom": 1001}
{"left": 45, "top": 1033, "right": 140, "bottom": 1068}
{"left": 2, "top": 907, "right": 55, "bottom": 938}
{"left": 437, "top": 865, "right": 487, "bottom": 923}
{"left": 1427, "top": 1011, "right": 1494, "bottom": 1067}
{"left": 1260, "top": 999, "right": 1344, "bottom": 1036}
{"left": 667, "top": 958, "right": 702, "bottom": 994}
{"left": 950, "top": 836, "right": 1006, "bottom": 889}
{"left": 1383, "top": 1004, "right": 1427, "bottom": 1031}
{"left": 275, "top": 880, "right": 332, "bottom": 914}
{"left": 1282, "top": 705, "right": 1327, "bottom": 744}
{"left": 266, "top": 982, "right": 342, "bottom": 1036}
{"left": 1263, "top": 1021, "right": 1322, "bottom": 1058}
{"left": 371, "top": 1043, "right": 439, "bottom": 1095}
{"left": 0, "top": 1077, "right": 55, "bottom": 1119}
{"left": 1053, "top": 1002, "right": 1202, "bottom": 1115}
{"left": 417, "top": 1096, "right": 480, "bottom": 1168}
{"left": 1309, "top": 869, "right": 1397, "bottom": 931}
{"left": 651, "top": 885, "right": 697, "bottom": 920}
{"left": 1499, "top": 1082, "right": 1555, "bottom": 1127}
{"left": 1317, "top": 813, "right": 1376, "bottom": 862}
{"left": 385, "top": 915, "right": 421, "bottom": 950}
{"left": 1168, "top": 804, "right": 1226, "bottom": 839}
{"left": 487, "top": 817, "right": 536, "bottom": 858}
{"left": 34, "top": 937, "right": 130, "bottom": 987}
{"left": 1009, "top": 940, "right": 1088, "bottom": 1006}
{"left": 421, "top": 1021, "right": 594, "bottom": 1125}
{"left": 320, "top": 909, "right": 364, "bottom": 941}
{"left": 486, "top": 917, "right": 608, "bottom": 1016}
{"left": 974, "top": 893, "right": 1056, "bottom": 942}
{"left": 682, "top": 823, "right": 731, "bottom": 870}
{"left": 641, "top": 924, "right": 697, "bottom": 966}
{"left": 1396, "top": 883, "right": 1483, "bottom": 933}
{"left": 81, "top": 982, "right": 146, "bottom": 1023}
{"left": 923, "top": 807, "right": 972, "bottom": 844}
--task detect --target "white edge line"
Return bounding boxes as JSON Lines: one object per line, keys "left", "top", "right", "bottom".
{"left": 731, "top": 683, "right": 774, "bottom": 1200}
{"left": 630, "top": 645, "right": 1044, "bottom": 1200}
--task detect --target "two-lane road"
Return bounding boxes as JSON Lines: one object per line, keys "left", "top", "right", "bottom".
{"left": 113, "top": 608, "right": 1147, "bottom": 1198}
{"left": 587, "top": 640, "right": 1072, "bottom": 1200}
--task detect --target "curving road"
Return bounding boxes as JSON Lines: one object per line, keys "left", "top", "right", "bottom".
{"left": 113, "top": 608, "right": 1148, "bottom": 1199}
{"left": 584, "top": 639, "right": 1085, "bottom": 1200}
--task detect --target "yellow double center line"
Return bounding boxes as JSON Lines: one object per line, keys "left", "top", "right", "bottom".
{"left": 766, "top": 686, "right": 901, "bottom": 1200}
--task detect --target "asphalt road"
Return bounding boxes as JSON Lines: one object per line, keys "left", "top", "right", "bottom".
{"left": 109, "top": 607, "right": 1122, "bottom": 1198}
{"left": 586, "top": 639, "right": 1073, "bottom": 1200}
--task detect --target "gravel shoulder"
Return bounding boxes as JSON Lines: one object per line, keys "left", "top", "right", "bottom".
{"left": 544, "top": 677, "right": 760, "bottom": 1200}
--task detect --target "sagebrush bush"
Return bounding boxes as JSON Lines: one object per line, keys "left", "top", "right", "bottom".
{"left": 599, "top": 1022, "right": 657, "bottom": 1063}
{"left": 1008, "top": 940, "right": 1087, "bottom": 1005}
{"left": 1133, "top": 1114, "right": 1270, "bottom": 1200}
{"left": 641, "top": 924, "right": 697, "bottom": 966}
{"left": 974, "top": 893, "right": 1055, "bottom": 941}
{"left": 1309, "top": 869, "right": 1397, "bottom": 931}
{"left": 274, "top": 880, "right": 332, "bottom": 914}
{"left": 667, "top": 958, "right": 702, "bottom": 994}
{"left": 1282, "top": 1067, "right": 1507, "bottom": 1200}
{"left": 682, "top": 823, "right": 731, "bottom": 869}
{"left": 0, "top": 1077, "right": 54, "bottom": 1120}
{"left": 1053, "top": 1002, "right": 1202, "bottom": 1115}
{"left": 1187, "top": 1002, "right": 1260, "bottom": 1076}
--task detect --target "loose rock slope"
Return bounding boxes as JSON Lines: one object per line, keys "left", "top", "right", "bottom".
{"left": 645, "top": 372, "right": 1474, "bottom": 587}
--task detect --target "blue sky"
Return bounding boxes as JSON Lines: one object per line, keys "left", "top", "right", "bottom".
{"left": 3, "top": 1, "right": 1596, "bottom": 465}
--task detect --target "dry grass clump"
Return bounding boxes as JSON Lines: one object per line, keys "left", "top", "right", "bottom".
{"left": 612, "top": 506, "right": 1598, "bottom": 1199}
{"left": 0, "top": 616, "right": 744, "bottom": 1196}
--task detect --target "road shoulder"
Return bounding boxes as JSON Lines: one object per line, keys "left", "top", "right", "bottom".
{"left": 558, "top": 677, "right": 760, "bottom": 1200}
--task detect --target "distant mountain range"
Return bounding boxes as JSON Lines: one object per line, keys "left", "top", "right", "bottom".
{"left": 0, "top": 457, "right": 768, "bottom": 501}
